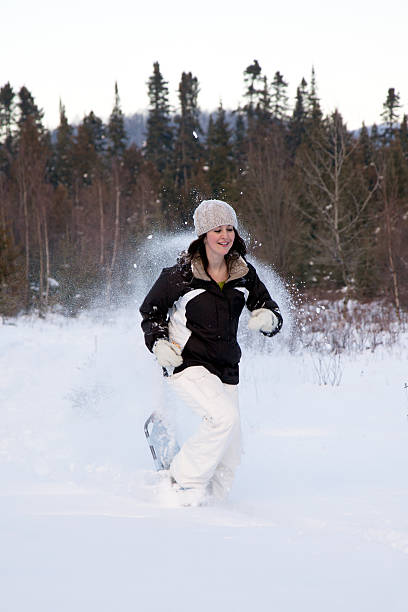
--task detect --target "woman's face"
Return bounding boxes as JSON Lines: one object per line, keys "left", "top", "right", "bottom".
{"left": 204, "top": 225, "right": 235, "bottom": 259}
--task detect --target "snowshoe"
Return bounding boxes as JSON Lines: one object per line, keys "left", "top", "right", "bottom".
{"left": 144, "top": 411, "right": 180, "bottom": 471}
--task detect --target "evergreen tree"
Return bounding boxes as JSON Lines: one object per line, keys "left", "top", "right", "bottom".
{"left": 83, "top": 111, "right": 106, "bottom": 154}
{"left": 0, "top": 82, "right": 16, "bottom": 147}
{"left": 258, "top": 76, "right": 272, "bottom": 127}
{"left": 299, "top": 77, "right": 308, "bottom": 103}
{"left": 381, "top": 87, "right": 401, "bottom": 142}
{"left": 17, "top": 86, "right": 44, "bottom": 132}
{"left": 108, "top": 82, "right": 127, "bottom": 158}
{"left": 271, "top": 71, "right": 289, "bottom": 123}
{"left": 289, "top": 78, "right": 308, "bottom": 152}
{"left": 0, "top": 82, "right": 17, "bottom": 174}
{"left": 306, "top": 67, "right": 323, "bottom": 127}
{"left": 243, "top": 59, "right": 263, "bottom": 119}
{"left": 173, "top": 71, "right": 202, "bottom": 193}
{"left": 206, "top": 102, "right": 233, "bottom": 197}
{"left": 370, "top": 123, "right": 380, "bottom": 150}
{"left": 242, "top": 60, "right": 274, "bottom": 145}
{"left": 145, "top": 62, "right": 173, "bottom": 173}
{"left": 74, "top": 112, "right": 106, "bottom": 184}
{"left": 54, "top": 100, "right": 74, "bottom": 190}
{"left": 358, "top": 122, "right": 374, "bottom": 166}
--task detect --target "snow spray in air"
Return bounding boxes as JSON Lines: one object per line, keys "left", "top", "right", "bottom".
{"left": 131, "top": 229, "right": 294, "bottom": 353}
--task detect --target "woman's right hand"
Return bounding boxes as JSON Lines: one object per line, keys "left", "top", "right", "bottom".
{"left": 152, "top": 339, "right": 183, "bottom": 368}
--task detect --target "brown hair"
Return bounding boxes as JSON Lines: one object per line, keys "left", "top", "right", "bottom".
{"left": 184, "top": 229, "right": 247, "bottom": 274}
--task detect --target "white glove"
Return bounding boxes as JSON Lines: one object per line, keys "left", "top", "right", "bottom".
{"left": 153, "top": 339, "right": 183, "bottom": 368}
{"left": 248, "top": 308, "right": 279, "bottom": 333}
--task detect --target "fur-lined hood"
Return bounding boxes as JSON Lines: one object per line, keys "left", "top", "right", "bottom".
{"left": 191, "top": 253, "right": 249, "bottom": 282}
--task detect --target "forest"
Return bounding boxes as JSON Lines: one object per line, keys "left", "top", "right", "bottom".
{"left": 0, "top": 60, "right": 407, "bottom": 317}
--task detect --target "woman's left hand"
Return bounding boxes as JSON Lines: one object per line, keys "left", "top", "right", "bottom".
{"left": 248, "top": 308, "right": 279, "bottom": 333}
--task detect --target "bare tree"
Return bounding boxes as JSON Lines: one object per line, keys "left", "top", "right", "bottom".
{"left": 14, "top": 118, "right": 51, "bottom": 311}
{"left": 97, "top": 179, "right": 105, "bottom": 266}
{"left": 375, "top": 144, "right": 408, "bottom": 318}
{"left": 105, "top": 162, "right": 121, "bottom": 304}
{"left": 295, "top": 111, "right": 381, "bottom": 294}
{"left": 241, "top": 126, "right": 297, "bottom": 274}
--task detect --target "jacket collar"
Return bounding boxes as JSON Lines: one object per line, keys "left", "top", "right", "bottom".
{"left": 191, "top": 254, "right": 249, "bottom": 282}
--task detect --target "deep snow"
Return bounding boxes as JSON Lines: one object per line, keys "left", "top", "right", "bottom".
{"left": 1, "top": 242, "right": 408, "bottom": 611}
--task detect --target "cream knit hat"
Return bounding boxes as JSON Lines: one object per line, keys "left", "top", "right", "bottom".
{"left": 193, "top": 199, "right": 238, "bottom": 236}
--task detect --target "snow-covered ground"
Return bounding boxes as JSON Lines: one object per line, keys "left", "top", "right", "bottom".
{"left": 1, "top": 250, "right": 408, "bottom": 610}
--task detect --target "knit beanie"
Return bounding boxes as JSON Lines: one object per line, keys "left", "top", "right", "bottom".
{"left": 193, "top": 199, "right": 238, "bottom": 236}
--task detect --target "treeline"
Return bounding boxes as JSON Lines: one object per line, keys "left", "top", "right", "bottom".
{"left": 0, "top": 61, "right": 407, "bottom": 317}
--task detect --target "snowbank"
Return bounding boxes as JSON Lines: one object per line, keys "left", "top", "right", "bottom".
{"left": 1, "top": 303, "right": 408, "bottom": 611}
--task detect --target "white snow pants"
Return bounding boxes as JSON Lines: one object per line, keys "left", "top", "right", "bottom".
{"left": 168, "top": 366, "right": 241, "bottom": 500}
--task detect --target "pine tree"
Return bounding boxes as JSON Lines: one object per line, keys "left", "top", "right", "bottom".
{"left": 145, "top": 62, "right": 173, "bottom": 173}
{"left": 306, "top": 67, "right": 323, "bottom": 127}
{"left": 0, "top": 82, "right": 16, "bottom": 147}
{"left": 108, "top": 82, "right": 127, "bottom": 158}
{"left": 369, "top": 123, "right": 382, "bottom": 169}
{"left": 289, "top": 78, "right": 308, "bottom": 152}
{"left": 370, "top": 123, "right": 380, "bottom": 148}
{"left": 0, "top": 82, "right": 17, "bottom": 174}
{"left": 206, "top": 102, "right": 233, "bottom": 197}
{"left": 74, "top": 112, "right": 106, "bottom": 185}
{"left": 271, "top": 71, "right": 289, "bottom": 123}
{"left": 381, "top": 87, "right": 401, "bottom": 142}
{"left": 243, "top": 60, "right": 269, "bottom": 141}
{"left": 358, "top": 122, "right": 374, "bottom": 166}
{"left": 83, "top": 111, "right": 106, "bottom": 154}
{"left": 257, "top": 76, "right": 272, "bottom": 128}
{"left": 54, "top": 100, "right": 74, "bottom": 190}
{"left": 17, "top": 86, "right": 44, "bottom": 132}
{"left": 243, "top": 59, "right": 263, "bottom": 119}
{"left": 173, "top": 71, "right": 202, "bottom": 193}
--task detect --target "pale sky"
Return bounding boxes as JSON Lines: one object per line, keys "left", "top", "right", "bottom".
{"left": 3, "top": 0, "right": 408, "bottom": 130}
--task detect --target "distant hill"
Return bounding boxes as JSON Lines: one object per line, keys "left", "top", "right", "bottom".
{"left": 124, "top": 110, "right": 234, "bottom": 148}
{"left": 124, "top": 113, "right": 147, "bottom": 148}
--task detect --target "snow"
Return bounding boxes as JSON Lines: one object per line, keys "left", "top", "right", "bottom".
{"left": 1, "top": 264, "right": 408, "bottom": 610}
{"left": 47, "top": 277, "right": 59, "bottom": 288}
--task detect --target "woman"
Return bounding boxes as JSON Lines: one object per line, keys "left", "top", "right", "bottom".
{"left": 140, "top": 199, "right": 282, "bottom": 505}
